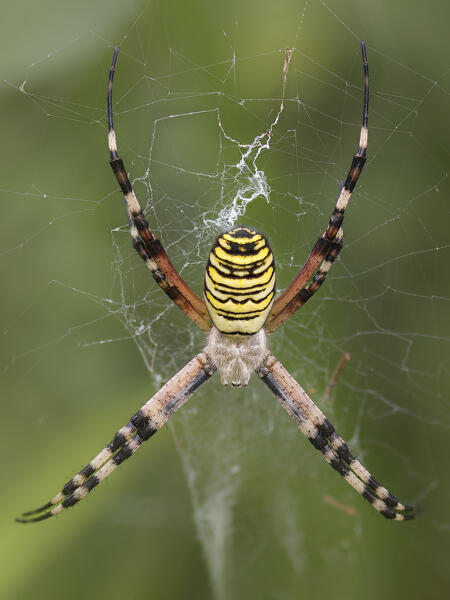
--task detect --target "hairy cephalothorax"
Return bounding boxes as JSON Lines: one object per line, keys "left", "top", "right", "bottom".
{"left": 206, "top": 327, "right": 268, "bottom": 387}
{"left": 17, "top": 43, "right": 415, "bottom": 524}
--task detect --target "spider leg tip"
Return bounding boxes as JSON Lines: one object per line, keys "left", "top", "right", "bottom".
{"left": 395, "top": 502, "right": 417, "bottom": 520}
{"left": 396, "top": 510, "right": 415, "bottom": 521}
{"left": 360, "top": 41, "right": 368, "bottom": 61}
{"left": 15, "top": 516, "right": 36, "bottom": 524}
{"left": 20, "top": 500, "right": 55, "bottom": 517}
{"left": 15, "top": 510, "right": 55, "bottom": 524}
{"left": 110, "top": 47, "right": 120, "bottom": 70}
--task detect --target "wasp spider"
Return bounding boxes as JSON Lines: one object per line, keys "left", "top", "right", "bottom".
{"left": 17, "top": 42, "right": 415, "bottom": 524}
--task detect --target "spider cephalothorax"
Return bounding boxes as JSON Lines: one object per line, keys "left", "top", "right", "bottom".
{"left": 17, "top": 43, "right": 415, "bottom": 524}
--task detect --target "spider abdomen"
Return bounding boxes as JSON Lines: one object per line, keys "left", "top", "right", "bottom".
{"left": 204, "top": 226, "right": 276, "bottom": 335}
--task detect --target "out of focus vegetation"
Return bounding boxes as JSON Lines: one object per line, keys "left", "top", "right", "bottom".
{"left": 1, "top": 1, "right": 449, "bottom": 599}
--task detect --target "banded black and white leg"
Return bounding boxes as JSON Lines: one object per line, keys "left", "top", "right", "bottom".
{"left": 17, "top": 354, "right": 216, "bottom": 523}
{"left": 257, "top": 353, "right": 414, "bottom": 520}
{"left": 272, "top": 226, "right": 344, "bottom": 329}
{"left": 107, "top": 47, "right": 211, "bottom": 332}
{"left": 266, "top": 41, "right": 369, "bottom": 332}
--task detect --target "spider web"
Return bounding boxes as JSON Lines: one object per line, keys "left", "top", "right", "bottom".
{"left": 2, "top": 1, "right": 450, "bottom": 599}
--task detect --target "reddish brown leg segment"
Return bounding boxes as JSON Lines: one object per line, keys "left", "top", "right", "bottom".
{"left": 266, "top": 42, "right": 369, "bottom": 332}
{"left": 107, "top": 47, "right": 211, "bottom": 332}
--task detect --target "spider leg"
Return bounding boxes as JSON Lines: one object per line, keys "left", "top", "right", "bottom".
{"left": 266, "top": 42, "right": 369, "bottom": 332}
{"left": 107, "top": 47, "right": 211, "bottom": 332}
{"left": 17, "top": 353, "right": 216, "bottom": 523}
{"left": 257, "top": 353, "right": 414, "bottom": 520}
{"left": 265, "top": 226, "right": 343, "bottom": 333}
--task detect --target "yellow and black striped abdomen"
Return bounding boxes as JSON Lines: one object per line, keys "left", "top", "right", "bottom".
{"left": 204, "top": 226, "right": 276, "bottom": 335}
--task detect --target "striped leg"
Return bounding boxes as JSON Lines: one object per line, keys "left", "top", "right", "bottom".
{"left": 266, "top": 41, "right": 369, "bottom": 333}
{"left": 257, "top": 353, "right": 414, "bottom": 520}
{"left": 265, "top": 227, "right": 343, "bottom": 333}
{"left": 17, "top": 353, "right": 216, "bottom": 523}
{"left": 107, "top": 47, "right": 211, "bottom": 332}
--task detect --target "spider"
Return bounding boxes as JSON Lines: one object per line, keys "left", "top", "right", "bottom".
{"left": 17, "top": 42, "right": 415, "bottom": 523}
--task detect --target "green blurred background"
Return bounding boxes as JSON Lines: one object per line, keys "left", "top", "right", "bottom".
{"left": 1, "top": 1, "right": 449, "bottom": 599}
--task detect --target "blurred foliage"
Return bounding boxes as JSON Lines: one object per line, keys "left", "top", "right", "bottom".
{"left": 1, "top": 1, "right": 449, "bottom": 599}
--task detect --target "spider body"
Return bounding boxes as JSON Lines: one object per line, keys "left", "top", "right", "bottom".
{"left": 204, "top": 225, "right": 274, "bottom": 386}
{"left": 17, "top": 43, "right": 416, "bottom": 524}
